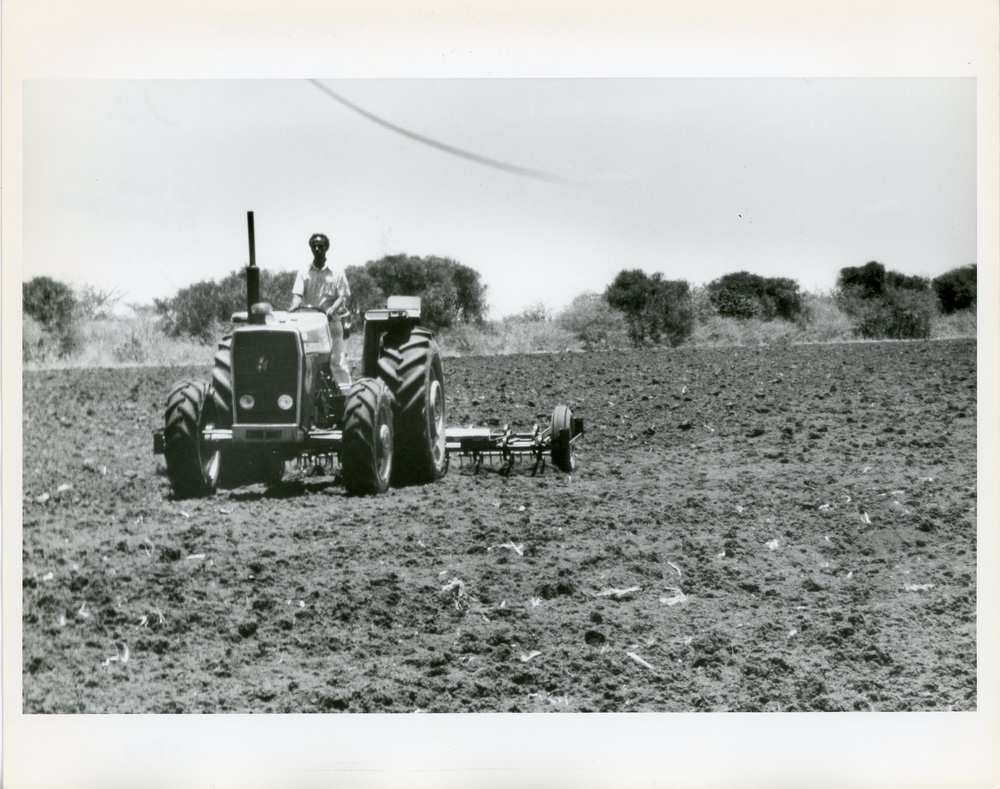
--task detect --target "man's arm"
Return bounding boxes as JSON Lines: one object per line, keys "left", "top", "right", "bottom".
{"left": 290, "top": 271, "right": 305, "bottom": 310}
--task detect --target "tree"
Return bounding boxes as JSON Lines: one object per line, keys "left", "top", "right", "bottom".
{"left": 361, "top": 255, "right": 487, "bottom": 330}
{"left": 932, "top": 264, "right": 976, "bottom": 314}
{"left": 154, "top": 268, "right": 298, "bottom": 341}
{"left": 344, "top": 265, "right": 384, "bottom": 320}
{"left": 605, "top": 269, "right": 694, "bottom": 346}
{"left": 837, "top": 261, "right": 887, "bottom": 298}
{"left": 706, "top": 271, "right": 804, "bottom": 321}
{"left": 22, "top": 276, "right": 82, "bottom": 357}
{"left": 152, "top": 254, "right": 487, "bottom": 340}
{"left": 836, "top": 261, "right": 934, "bottom": 340}
{"left": 23, "top": 276, "right": 77, "bottom": 328}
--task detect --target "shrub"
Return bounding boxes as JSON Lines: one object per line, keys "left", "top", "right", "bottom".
{"left": 344, "top": 265, "right": 385, "bottom": 321}
{"left": 932, "top": 264, "right": 976, "bottom": 314}
{"left": 931, "top": 305, "right": 976, "bottom": 339}
{"left": 23, "top": 315, "right": 57, "bottom": 363}
{"left": 836, "top": 261, "right": 935, "bottom": 340}
{"left": 360, "top": 255, "right": 487, "bottom": 331}
{"left": 796, "top": 293, "right": 855, "bottom": 343}
{"left": 76, "top": 284, "right": 124, "bottom": 320}
{"left": 886, "top": 271, "right": 932, "bottom": 292}
{"left": 605, "top": 270, "right": 694, "bottom": 347}
{"left": 23, "top": 276, "right": 77, "bottom": 327}
{"left": 22, "top": 277, "right": 83, "bottom": 357}
{"left": 839, "top": 287, "right": 935, "bottom": 340}
{"left": 837, "top": 261, "right": 888, "bottom": 298}
{"left": 706, "top": 271, "right": 804, "bottom": 321}
{"left": 154, "top": 268, "right": 297, "bottom": 341}
{"left": 556, "top": 292, "right": 630, "bottom": 350}
{"left": 646, "top": 278, "right": 695, "bottom": 346}
{"left": 689, "top": 285, "right": 716, "bottom": 323}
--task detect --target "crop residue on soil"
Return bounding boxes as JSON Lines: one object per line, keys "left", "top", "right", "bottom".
{"left": 21, "top": 339, "right": 976, "bottom": 712}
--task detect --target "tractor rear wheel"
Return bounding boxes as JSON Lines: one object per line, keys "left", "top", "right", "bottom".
{"left": 377, "top": 328, "right": 447, "bottom": 485}
{"left": 550, "top": 404, "right": 576, "bottom": 473}
{"left": 341, "top": 378, "right": 395, "bottom": 495}
{"left": 163, "top": 380, "right": 221, "bottom": 498}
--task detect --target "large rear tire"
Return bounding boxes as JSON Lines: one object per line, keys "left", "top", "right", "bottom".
{"left": 341, "top": 378, "right": 395, "bottom": 496}
{"left": 377, "top": 328, "right": 447, "bottom": 485}
{"left": 163, "top": 380, "right": 220, "bottom": 498}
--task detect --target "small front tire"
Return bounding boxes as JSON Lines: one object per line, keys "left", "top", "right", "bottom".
{"left": 163, "top": 380, "right": 221, "bottom": 498}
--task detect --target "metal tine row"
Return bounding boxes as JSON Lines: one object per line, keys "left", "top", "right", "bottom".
{"left": 448, "top": 420, "right": 550, "bottom": 476}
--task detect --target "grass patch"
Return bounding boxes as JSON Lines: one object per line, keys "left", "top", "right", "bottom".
{"left": 930, "top": 307, "right": 976, "bottom": 340}
{"left": 436, "top": 319, "right": 581, "bottom": 357}
{"left": 23, "top": 315, "right": 216, "bottom": 370}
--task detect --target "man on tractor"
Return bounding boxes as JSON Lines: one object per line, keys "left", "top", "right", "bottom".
{"left": 290, "top": 232, "right": 352, "bottom": 385}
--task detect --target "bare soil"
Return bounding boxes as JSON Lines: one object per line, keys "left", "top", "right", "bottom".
{"left": 21, "top": 339, "right": 977, "bottom": 713}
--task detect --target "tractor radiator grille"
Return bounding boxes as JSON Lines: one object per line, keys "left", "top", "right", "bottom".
{"left": 232, "top": 331, "right": 300, "bottom": 425}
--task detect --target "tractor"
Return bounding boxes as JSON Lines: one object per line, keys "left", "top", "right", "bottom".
{"left": 153, "top": 212, "right": 582, "bottom": 498}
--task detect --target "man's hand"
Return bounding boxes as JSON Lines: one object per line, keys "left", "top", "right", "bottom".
{"left": 325, "top": 296, "right": 345, "bottom": 318}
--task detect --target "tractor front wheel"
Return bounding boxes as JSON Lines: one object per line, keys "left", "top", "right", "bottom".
{"left": 341, "top": 378, "right": 395, "bottom": 495}
{"left": 163, "top": 380, "right": 221, "bottom": 498}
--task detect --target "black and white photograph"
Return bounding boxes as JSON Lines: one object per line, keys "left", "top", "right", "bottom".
{"left": 3, "top": 2, "right": 999, "bottom": 787}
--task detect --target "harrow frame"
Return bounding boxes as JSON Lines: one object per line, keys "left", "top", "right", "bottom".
{"left": 444, "top": 406, "right": 584, "bottom": 475}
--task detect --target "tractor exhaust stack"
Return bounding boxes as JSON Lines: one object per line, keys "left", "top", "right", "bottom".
{"left": 246, "top": 210, "right": 262, "bottom": 322}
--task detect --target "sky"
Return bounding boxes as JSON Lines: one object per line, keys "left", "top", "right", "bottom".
{"left": 22, "top": 78, "right": 976, "bottom": 318}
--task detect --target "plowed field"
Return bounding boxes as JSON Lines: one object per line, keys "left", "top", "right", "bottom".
{"left": 21, "top": 339, "right": 977, "bottom": 713}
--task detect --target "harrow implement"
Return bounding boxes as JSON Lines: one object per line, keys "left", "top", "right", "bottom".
{"left": 444, "top": 404, "right": 583, "bottom": 475}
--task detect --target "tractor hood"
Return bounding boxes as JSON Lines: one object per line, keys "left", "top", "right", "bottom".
{"left": 231, "top": 309, "right": 333, "bottom": 356}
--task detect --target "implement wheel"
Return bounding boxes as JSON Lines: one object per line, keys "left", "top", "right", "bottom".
{"left": 377, "top": 328, "right": 447, "bottom": 485}
{"left": 341, "top": 378, "right": 395, "bottom": 495}
{"left": 550, "top": 404, "right": 576, "bottom": 473}
{"left": 163, "top": 380, "right": 220, "bottom": 498}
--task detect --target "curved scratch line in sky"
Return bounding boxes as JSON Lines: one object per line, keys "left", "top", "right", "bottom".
{"left": 309, "top": 79, "right": 579, "bottom": 187}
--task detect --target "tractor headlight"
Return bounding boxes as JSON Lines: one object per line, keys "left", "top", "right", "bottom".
{"left": 277, "top": 394, "right": 294, "bottom": 411}
{"left": 239, "top": 394, "right": 255, "bottom": 410}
